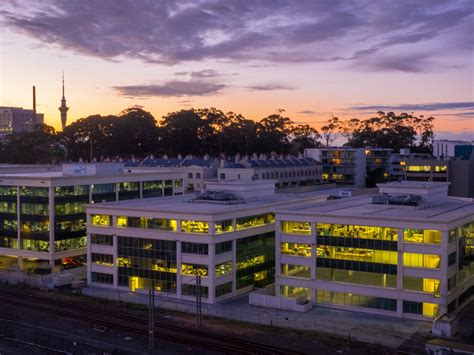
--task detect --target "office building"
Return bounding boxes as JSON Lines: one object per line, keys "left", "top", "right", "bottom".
{"left": 304, "top": 147, "right": 392, "bottom": 188}
{"left": 258, "top": 181, "right": 474, "bottom": 321}
{"left": 0, "top": 163, "right": 184, "bottom": 268}
{"left": 85, "top": 180, "right": 327, "bottom": 303}
{"left": 433, "top": 140, "right": 473, "bottom": 159}
{"left": 0, "top": 107, "right": 44, "bottom": 136}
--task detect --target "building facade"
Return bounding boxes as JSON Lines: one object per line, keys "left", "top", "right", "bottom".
{"left": 304, "top": 147, "right": 392, "bottom": 188}
{"left": 273, "top": 182, "right": 474, "bottom": 320}
{"left": 218, "top": 157, "right": 321, "bottom": 188}
{"left": 0, "top": 163, "right": 184, "bottom": 267}
{"left": 0, "top": 107, "right": 44, "bottom": 136}
{"left": 85, "top": 181, "right": 327, "bottom": 303}
{"left": 433, "top": 140, "right": 472, "bottom": 159}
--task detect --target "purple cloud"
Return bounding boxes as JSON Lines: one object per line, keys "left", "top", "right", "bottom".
{"left": 113, "top": 81, "right": 226, "bottom": 97}
{"left": 245, "top": 83, "right": 295, "bottom": 91}
{"left": 0, "top": 0, "right": 472, "bottom": 71}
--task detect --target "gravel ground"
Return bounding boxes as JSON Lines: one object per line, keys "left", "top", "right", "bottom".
{"left": 0, "top": 286, "right": 395, "bottom": 354}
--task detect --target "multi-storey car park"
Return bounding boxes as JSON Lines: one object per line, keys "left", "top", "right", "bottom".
{"left": 85, "top": 180, "right": 327, "bottom": 303}
{"left": 263, "top": 181, "right": 474, "bottom": 321}
{"left": 0, "top": 163, "right": 184, "bottom": 270}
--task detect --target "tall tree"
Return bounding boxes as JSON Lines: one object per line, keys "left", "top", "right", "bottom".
{"left": 290, "top": 124, "right": 321, "bottom": 153}
{"left": 3, "top": 124, "right": 65, "bottom": 164}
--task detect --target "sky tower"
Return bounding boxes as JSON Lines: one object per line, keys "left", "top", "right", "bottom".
{"left": 59, "top": 72, "right": 68, "bottom": 130}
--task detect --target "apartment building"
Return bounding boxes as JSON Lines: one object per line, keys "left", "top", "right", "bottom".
{"left": 85, "top": 180, "right": 327, "bottom": 303}
{"left": 304, "top": 147, "right": 392, "bottom": 188}
{"left": 218, "top": 156, "right": 321, "bottom": 188}
{"left": 268, "top": 181, "right": 473, "bottom": 320}
{"left": 0, "top": 163, "right": 184, "bottom": 268}
{"left": 127, "top": 157, "right": 219, "bottom": 191}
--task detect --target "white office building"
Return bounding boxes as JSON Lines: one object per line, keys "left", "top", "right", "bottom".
{"left": 0, "top": 163, "right": 184, "bottom": 269}
{"left": 85, "top": 180, "right": 327, "bottom": 303}
{"left": 264, "top": 181, "right": 474, "bottom": 320}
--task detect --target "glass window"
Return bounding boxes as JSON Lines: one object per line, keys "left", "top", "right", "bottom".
{"left": 181, "top": 220, "right": 209, "bottom": 234}
{"left": 317, "top": 290, "right": 396, "bottom": 312}
{"left": 236, "top": 213, "right": 274, "bottom": 230}
{"left": 118, "top": 182, "right": 140, "bottom": 200}
{"left": 403, "top": 301, "right": 439, "bottom": 318}
{"left": 281, "top": 243, "right": 311, "bottom": 257}
{"left": 317, "top": 245, "right": 397, "bottom": 264}
{"left": 403, "top": 276, "right": 440, "bottom": 297}
{"left": 181, "top": 284, "right": 208, "bottom": 298}
{"left": 181, "top": 263, "right": 208, "bottom": 277}
{"left": 91, "top": 234, "right": 113, "bottom": 245}
{"left": 117, "top": 216, "right": 128, "bottom": 228}
{"left": 181, "top": 242, "right": 208, "bottom": 255}
{"left": 215, "top": 282, "right": 232, "bottom": 298}
{"left": 215, "top": 262, "right": 232, "bottom": 277}
{"left": 142, "top": 180, "right": 163, "bottom": 198}
{"left": 403, "top": 253, "right": 440, "bottom": 269}
{"left": 91, "top": 214, "right": 112, "bottom": 226}
{"left": 281, "top": 221, "right": 311, "bottom": 235}
{"left": 404, "top": 229, "right": 441, "bottom": 244}
{"left": 406, "top": 165, "right": 431, "bottom": 172}
{"left": 91, "top": 272, "right": 113, "bottom": 284}
{"left": 117, "top": 236, "right": 177, "bottom": 294}
{"left": 215, "top": 219, "right": 233, "bottom": 234}
{"left": 317, "top": 223, "right": 398, "bottom": 241}
{"left": 317, "top": 268, "right": 396, "bottom": 288}
{"left": 281, "top": 264, "right": 310, "bottom": 278}
{"left": 216, "top": 241, "right": 232, "bottom": 254}
{"left": 91, "top": 253, "right": 113, "bottom": 266}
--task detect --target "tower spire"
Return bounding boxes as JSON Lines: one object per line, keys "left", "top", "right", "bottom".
{"left": 59, "top": 71, "right": 69, "bottom": 131}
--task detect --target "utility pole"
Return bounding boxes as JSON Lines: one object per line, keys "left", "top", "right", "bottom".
{"left": 196, "top": 275, "right": 202, "bottom": 327}
{"left": 148, "top": 280, "right": 155, "bottom": 352}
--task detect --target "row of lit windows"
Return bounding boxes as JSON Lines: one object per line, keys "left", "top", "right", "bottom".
{"left": 92, "top": 213, "right": 274, "bottom": 234}
{"left": 280, "top": 286, "right": 439, "bottom": 318}
{"left": 404, "top": 164, "right": 447, "bottom": 173}
{"left": 281, "top": 222, "right": 445, "bottom": 245}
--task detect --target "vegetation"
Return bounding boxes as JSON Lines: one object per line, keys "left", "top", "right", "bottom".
{"left": 0, "top": 107, "right": 434, "bottom": 164}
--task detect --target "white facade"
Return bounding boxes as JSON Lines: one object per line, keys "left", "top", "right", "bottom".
{"left": 218, "top": 157, "right": 321, "bottom": 188}
{"left": 304, "top": 147, "right": 392, "bottom": 188}
{"left": 270, "top": 181, "right": 474, "bottom": 321}
{"left": 433, "top": 140, "right": 473, "bottom": 159}
{"left": 86, "top": 182, "right": 327, "bottom": 304}
{"left": 0, "top": 163, "right": 185, "bottom": 266}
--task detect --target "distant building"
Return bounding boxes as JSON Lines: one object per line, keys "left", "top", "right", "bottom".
{"left": 0, "top": 107, "right": 44, "bottom": 136}
{"left": 127, "top": 156, "right": 219, "bottom": 191}
{"left": 389, "top": 148, "right": 431, "bottom": 178}
{"left": 218, "top": 155, "right": 321, "bottom": 188}
{"left": 304, "top": 147, "right": 392, "bottom": 188}
{"left": 433, "top": 139, "right": 473, "bottom": 159}
{"left": 399, "top": 152, "right": 474, "bottom": 198}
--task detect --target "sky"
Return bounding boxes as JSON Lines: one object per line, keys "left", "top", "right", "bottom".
{"left": 0, "top": 0, "right": 473, "bottom": 140}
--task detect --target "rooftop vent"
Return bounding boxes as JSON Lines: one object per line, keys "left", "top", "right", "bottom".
{"left": 189, "top": 190, "right": 245, "bottom": 205}
{"left": 372, "top": 193, "right": 421, "bottom": 206}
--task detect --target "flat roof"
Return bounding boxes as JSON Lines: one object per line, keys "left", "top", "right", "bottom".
{"left": 0, "top": 170, "right": 181, "bottom": 180}
{"left": 86, "top": 190, "right": 331, "bottom": 216}
{"left": 278, "top": 195, "right": 474, "bottom": 224}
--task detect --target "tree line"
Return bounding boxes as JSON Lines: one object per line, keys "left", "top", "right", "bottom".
{"left": 0, "top": 107, "right": 434, "bottom": 164}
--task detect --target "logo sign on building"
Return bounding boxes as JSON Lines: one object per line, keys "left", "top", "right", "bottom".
{"left": 72, "top": 165, "right": 87, "bottom": 175}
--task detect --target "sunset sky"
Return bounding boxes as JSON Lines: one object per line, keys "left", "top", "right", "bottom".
{"left": 0, "top": 0, "right": 473, "bottom": 140}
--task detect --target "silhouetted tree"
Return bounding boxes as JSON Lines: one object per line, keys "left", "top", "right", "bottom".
{"left": 2, "top": 124, "right": 65, "bottom": 164}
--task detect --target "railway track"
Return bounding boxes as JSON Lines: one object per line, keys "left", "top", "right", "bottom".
{"left": 0, "top": 286, "right": 304, "bottom": 354}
